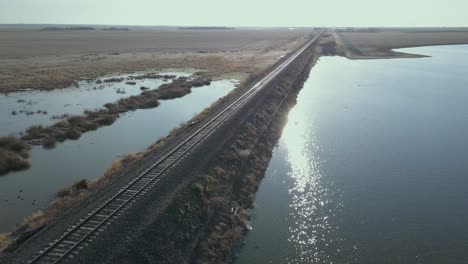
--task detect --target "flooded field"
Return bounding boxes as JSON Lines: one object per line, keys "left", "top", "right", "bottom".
{"left": 0, "top": 76, "right": 237, "bottom": 232}
{"left": 0, "top": 71, "right": 191, "bottom": 136}
{"left": 236, "top": 45, "right": 468, "bottom": 264}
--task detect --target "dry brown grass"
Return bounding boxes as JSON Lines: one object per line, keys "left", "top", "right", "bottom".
{"left": 237, "top": 149, "right": 251, "bottom": 159}
{"left": 0, "top": 28, "right": 309, "bottom": 93}
{"left": 0, "top": 233, "right": 11, "bottom": 252}
{"left": 0, "top": 136, "right": 31, "bottom": 175}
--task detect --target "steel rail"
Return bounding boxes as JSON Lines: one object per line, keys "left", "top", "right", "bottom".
{"left": 27, "top": 30, "right": 324, "bottom": 264}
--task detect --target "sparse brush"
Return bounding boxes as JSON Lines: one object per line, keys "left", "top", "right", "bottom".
{"left": 0, "top": 233, "right": 11, "bottom": 251}
{"left": 103, "top": 77, "right": 124, "bottom": 83}
{"left": 67, "top": 116, "right": 87, "bottom": 126}
{"left": 42, "top": 137, "right": 57, "bottom": 149}
{"left": 104, "top": 160, "right": 123, "bottom": 178}
{"left": 73, "top": 179, "right": 88, "bottom": 191}
{"left": 0, "top": 150, "right": 31, "bottom": 175}
{"left": 237, "top": 149, "right": 251, "bottom": 159}
{"left": 57, "top": 187, "right": 71, "bottom": 198}
{"left": 95, "top": 114, "right": 117, "bottom": 126}
{"left": 24, "top": 125, "right": 45, "bottom": 139}
{"left": 0, "top": 136, "right": 27, "bottom": 152}
{"left": 54, "top": 132, "right": 67, "bottom": 142}
{"left": 66, "top": 129, "right": 81, "bottom": 140}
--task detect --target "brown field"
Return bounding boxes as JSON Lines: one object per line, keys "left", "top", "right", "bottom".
{"left": 0, "top": 28, "right": 313, "bottom": 93}
{"left": 334, "top": 30, "right": 468, "bottom": 59}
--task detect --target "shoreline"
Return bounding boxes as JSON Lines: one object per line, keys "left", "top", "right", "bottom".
{"left": 0, "top": 33, "right": 320, "bottom": 262}
{"left": 0, "top": 28, "right": 463, "bottom": 262}
{"left": 333, "top": 30, "right": 468, "bottom": 60}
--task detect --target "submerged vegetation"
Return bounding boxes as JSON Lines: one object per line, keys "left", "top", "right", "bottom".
{"left": 20, "top": 75, "right": 212, "bottom": 147}
{"left": 0, "top": 74, "right": 212, "bottom": 175}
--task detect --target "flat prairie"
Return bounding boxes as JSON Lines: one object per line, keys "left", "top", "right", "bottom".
{"left": 334, "top": 30, "right": 468, "bottom": 59}
{"left": 0, "top": 28, "right": 313, "bottom": 93}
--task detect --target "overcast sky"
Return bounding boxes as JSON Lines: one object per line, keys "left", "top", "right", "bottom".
{"left": 1, "top": 0, "right": 467, "bottom": 27}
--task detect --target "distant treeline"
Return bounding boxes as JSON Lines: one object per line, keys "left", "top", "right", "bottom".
{"left": 102, "top": 27, "right": 129, "bottom": 31}
{"left": 42, "top": 26, "right": 96, "bottom": 31}
{"left": 178, "top": 26, "right": 235, "bottom": 30}
{"left": 41, "top": 27, "right": 130, "bottom": 31}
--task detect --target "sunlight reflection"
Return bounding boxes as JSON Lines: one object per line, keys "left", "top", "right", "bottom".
{"left": 282, "top": 101, "right": 342, "bottom": 263}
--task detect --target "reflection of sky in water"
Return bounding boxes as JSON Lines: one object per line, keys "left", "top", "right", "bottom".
{"left": 0, "top": 71, "right": 191, "bottom": 136}
{"left": 237, "top": 45, "right": 468, "bottom": 264}
{"left": 282, "top": 97, "right": 343, "bottom": 264}
{"left": 0, "top": 79, "right": 237, "bottom": 233}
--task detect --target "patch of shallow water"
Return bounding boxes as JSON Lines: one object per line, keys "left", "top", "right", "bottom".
{"left": 0, "top": 71, "right": 191, "bottom": 136}
{"left": 0, "top": 79, "right": 237, "bottom": 233}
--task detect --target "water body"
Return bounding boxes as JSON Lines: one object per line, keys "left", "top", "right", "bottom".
{"left": 0, "top": 79, "right": 237, "bottom": 232}
{"left": 236, "top": 45, "right": 468, "bottom": 264}
{"left": 0, "top": 71, "right": 192, "bottom": 136}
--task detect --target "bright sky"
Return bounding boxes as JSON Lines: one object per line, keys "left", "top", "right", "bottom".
{"left": 1, "top": 0, "right": 467, "bottom": 27}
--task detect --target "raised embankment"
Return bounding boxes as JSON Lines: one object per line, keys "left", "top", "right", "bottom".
{"left": 1, "top": 31, "right": 324, "bottom": 264}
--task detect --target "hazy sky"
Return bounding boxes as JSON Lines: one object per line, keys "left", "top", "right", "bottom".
{"left": 1, "top": 0, "right": 467, "bottom": 27}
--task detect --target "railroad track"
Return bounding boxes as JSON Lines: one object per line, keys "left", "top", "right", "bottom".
{"left": 26, "top": 30, "right": 324, "bottom": 264}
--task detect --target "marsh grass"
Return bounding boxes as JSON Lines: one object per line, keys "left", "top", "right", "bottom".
{"left": 0, "top": 137, "right": 31, "bottom": 175}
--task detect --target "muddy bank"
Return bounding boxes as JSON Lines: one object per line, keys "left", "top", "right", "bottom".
{"left": 0, "top": 33, "right": 321, "bottom": 261}
{"left": 89, "top": 38, "right": 322, "bottom": 264}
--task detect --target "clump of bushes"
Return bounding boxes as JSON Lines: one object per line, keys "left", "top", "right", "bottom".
{"left": 191, "top": 77, "right": 212, "bottom": 87}
{"left": 23, "top": 125, "right": 48, "bottom": 140}
{"left": 0, "top": 151, "right": 31, "bottom": 175}
{"left": 19, "top": 74, "right": 214, "bottom": 154}
{"left": 0, "top": 137, "right": 30, "bottom": 175}
{"left": 103, "top": 77, "right": 124, "bottom": 83}
{"left": 95, "top": 114, "right": 117, "bottom": 126}
{"left": 56, "top": 187, "right": 71, "bottom": 198}
{"left": 56, "top": 179, "right": 88, "bottom": 198}
{"left": 73, "top": 179, "right": 88, "bottom": 190}
{"left": 0, "top": 136, "right": 31, "bottom": 175}
{"left": 66, "top": 129, "right": 81, "bottom": 140}
{"left": 42, "top": 137, "right": 56, "bottom": 149}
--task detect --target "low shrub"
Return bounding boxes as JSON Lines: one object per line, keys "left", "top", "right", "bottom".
{"left": 0, "top": 150, "right": 30, "bottom": 175}
{"left": 54, "top": 132, "right": 67, "bottom": 142}
{"left": 57, "top": 188, "right": 70, "bottom": 198}
{"left": 67, "top": 116, "right": 87, "bottom": 126}
{"left": 42, "top": 137, "right": 57, "bottom": 149}
{"left": 0, "top": 136, "right": 26, "bottom": 152}
{"left": 24, "top": 125, "right": 45, "bottom": 139}
{"left": 96, "top": 114, "right": 117, "bottom": 126}
{"left": 66, "top": 129, "right": 81, "bottom": 140}
{"left": 103, "top": 77, "right": 124, "bottom": 83}
{"left": 73, "top": 179, "right": 88, "bottom": 190}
